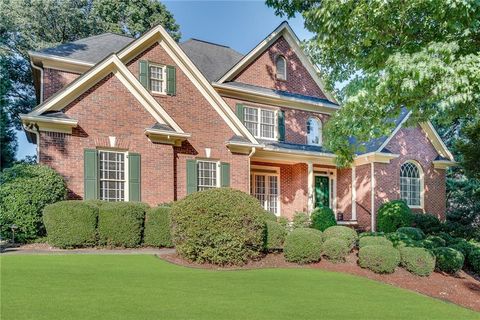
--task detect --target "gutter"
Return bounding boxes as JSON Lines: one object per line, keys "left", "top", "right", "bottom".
{"left": 30, "top": 61, "right": 44, "bottom": 103}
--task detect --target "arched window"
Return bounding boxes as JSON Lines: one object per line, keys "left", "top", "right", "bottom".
{"left": 400, "top": 161, "right": 423, "bottom": 207}
{"left": 275, "top": 55, "right": 287, "bottom": 80}
{"left": 306, "top": 117, "right": 322, "bottom": 146}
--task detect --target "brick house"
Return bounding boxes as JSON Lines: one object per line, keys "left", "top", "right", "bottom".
{"left": 21, "top": 22, "right": 455, "bottom": 231}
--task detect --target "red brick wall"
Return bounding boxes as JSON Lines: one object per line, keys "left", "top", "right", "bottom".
{"left": 337, "top": 168, "right": 352, "bottom": 220}
{"left": 232, "top": 36, "right": 328, "bottom": 100}
{"left": 355, "top": 164, "right": 373, "bottom": 231}
{"left": 43, "top": 68, "right": 80, "bottom": 100}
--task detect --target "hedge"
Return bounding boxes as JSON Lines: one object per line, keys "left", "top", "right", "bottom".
{"left": 399, "top": 247, "right": 435, "bottom": 276}
{"left": 358, "top": 236, "right": 393, "bottom": 248}
{"left": 420, "top": 236, "right": 446, "bottom": 250}
{"left": 359, "top": 232, "right": 385, "bottom": 238}
{"left": 284, "top": 228, "right": 323, "bottom": 264}
{"left": 291, "top": 212, "right": 310, "bottom": 229}
{"left": 265, "top": 211, "right": 278, "bottom": 222}
{"left": 264, "top": 220, "right": 286, "bottom": 251}
{"left": 170, "top": 188, "right": 266, "bottom": 265}
{"left": 468, "top": 248, "right": 480, "bottom": 274}
{"left": 321, "top": 238, "right": 350, "bottom": 262}
{"left": 97, "top": 202, "right": 146, "bottom": 247}
{"left": 358, "top": 245, "right": 400, "bottom": 274}
{"left": 412, "top": 213, "right": 442, "bottom": 235}
{"left": 310, "top": 207, "right": 336, "bottom": 231}
{"left": 377, "top": 200, "right": 412, "bottom": 233}
{"left": 322, "top": 226, "right": 358, "bottom": 249}
{"left": 143, "top": 206, "right": 173, "bottom": 248}
{"left": 43, "top": 201, "right": 97, "bottom": 248}
{"left": 397, "top": 227, "right": 425, "bottom": 241}
{"left": 386, "top": 232, "right": 418, "bottom": 248}
{"left": 432, "top": 247, "right": 465, "bottom": 274}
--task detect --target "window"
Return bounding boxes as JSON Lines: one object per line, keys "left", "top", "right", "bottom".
{"left": 244, "top": 106, "right": 276, "bottom": 139}
{"left": 276, "top": 55, "right": 287, "bottom": 80}
{"left": 400, "top": 161, "right": 423, "bottom": 207}
{"left": 252, "top": 173, "right": 279, "bottom": 215}
{"left": 99, "top": 151, "right": 127, "bottom": 201}
{"left": 307, "top": 117, "right": 322, "bottom": 145}
{"left": 197, "top": 161, "right": 218, "bottom": 191}
{"left": 149, "top": 65, "right": 166, "bottom": 94}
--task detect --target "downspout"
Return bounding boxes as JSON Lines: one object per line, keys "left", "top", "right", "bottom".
{"left": 247, "top": 147, "right": 256, "bottom": 194}
{"left": 370, "top": 162, "right": 375, "bottom": 231}
{"left": 23, "top": 123, "right": 40, "bottom": 163}
{"left": 30, "top": 60, "right": 44, "bottom": 103}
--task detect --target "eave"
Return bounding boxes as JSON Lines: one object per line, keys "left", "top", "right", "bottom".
{"left": 144, "top": 128, "right": 191, "bottom": 147}
{"left": 353, "top": 152, "right": 400, "bottom": 166}
{"left": 252, "top": 147, "right": 337, "bottom": 166}
{"left": 20, "top": 114, "right": 78, "bottom": 134}
{"left": 30, "top": 52, "right": 94, "bottom": 74}
{"left": 433, "top": 160, "right": 457, "bottom": 169}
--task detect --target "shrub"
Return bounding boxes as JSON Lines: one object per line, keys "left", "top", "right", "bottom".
{"left": 284, "top": 228, "right": 323, "bottom": 264}
{"left": 377, "top": 200, "right": 412, "bottom": 233}
{"left": 97, "top": 202, "right": 146, "bottom": 247}
{"left": 437, "top": 232, "right": 455, "bottom": 245}
{"left": 322, "top": 238, "right": 350, "bottom": 262}
{"left": 399, "top": 247, "right": 436, "bottom": 276}
{"left": 397, "top": 227, "right": 425, "bottom": 241}
{"left": 143, "top": 206, "right": 173, "bottom": 248}
{"left": 83, "top": 199, "right": 108, "bottom": 208}
{"left": 468, "top": 248, "right": 480, "bottom": 274}
{"left": 0, "top": 164, "right": 67, "bottom": 242}
{"left": 170, "top": 188, "right": 266, "bottom": 265}
{"left": 359, "top": 245, "right": 400, "bottom": 274}
{"left": 448, "top": 239, "right": 474, "bottom": 256}
{"left": 292, "top": 212, "right": 310, "bottom": 229}
{"left": 43, "top": 201, "right": 97, "bottom": 248}
{"left": 278, "top": 217, "right": 289, "bottom": 229}
{"left": 386, "top": 232, "right": 418, "bottom": 248}
{"left": 432, "top": 247, "right": 465, "bottom": 274}
{"left": 412, "top": 213, "right": 442, "bottom": 235}
{"left": 358, "top": 236, "right": 393, "bottom": 248}
{"left": 420, "top": 236, "right": 446, "bottom": 249}
{"left": 264, "top": 211, "right": 278, "bottom": 222}
{"left": 264, "top": 220, "right": 286, "bottom": 251}
{"left": 310, "top": 207, "right": 336, "bottom": 231}
{"left": 359, "top": 232, "right": 385, "bottom": 238}
{"left": 322, "top": 226, "right": 358, "bottom": 248}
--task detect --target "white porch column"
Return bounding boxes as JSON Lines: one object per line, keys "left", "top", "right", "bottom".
{"left": 351, "top": 166, "right": 357, "bottom": 220}
{"left": 307, "top": 161, "right": 314, "bottom": 214}
{"left": 370, "top": 162, "right": 376, "bottom": 231}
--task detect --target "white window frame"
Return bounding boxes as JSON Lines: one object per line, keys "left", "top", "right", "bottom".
{"left": 197, "top": 160, "right": 220, "bottom": 191}
{"left": 244, "top": 106, "right": 277, "bottom": 140}
{"left": 275, "top": 55, "right": 287, "bottom": 80}
{"left": 98, "top": 149, "right": 129, "bottom": 202}
{"left": 149, "top": 63, "right": 167, "bottom": 95}
{"left": 251, "top": 165, "right": 281, "bottom": 216}
{"left": 306, "top": 117, "right": 323, "bottom": 146}
{"left": 399, "top": 160, "right": 424, "bottom": 209}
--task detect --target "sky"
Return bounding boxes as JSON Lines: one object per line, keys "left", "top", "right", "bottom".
{"left": 16, "top": 0, "right": 311, "bottom": 159}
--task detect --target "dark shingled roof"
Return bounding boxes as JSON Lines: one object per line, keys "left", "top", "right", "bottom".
{"left": 259, "top": 139, "right": 332, "bottom": 154}
{"left": 41, "top": 111, "right": 72, "bottom": 119}
{"left": 151, "top": 123, "right": 175, "bottom": 132}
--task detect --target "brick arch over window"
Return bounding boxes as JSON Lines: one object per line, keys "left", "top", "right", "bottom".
{"left": 306, "top": 117, "right": 322, "bottom": 146}
{"left": 400, "top": 160, "right": 424, "bottom": 208}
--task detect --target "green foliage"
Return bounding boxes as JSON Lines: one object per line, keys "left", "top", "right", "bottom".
{"left": 468, "top": 247, "right": 480, "bottom": 274}
{"left": 437, "top": 232, "right": 455, "bottom": 245}
{"left": 278, "top": 217, "right": 289, "bottom": 229}
{"left": 359, "top": 232, "right": 385, "bottom": 238}
{"left": 386, "top": 232, "right": 419, "bottom": 249}
{"left": 291, "top": 212, "right": 310, "bottom": 229}
{"left": 399, "top": 247, "right": 436, "bottom": 277}
{"left": 284, "top": 228, "right": 323, "bottom": 264}
{"left": 432, "top": 247, "right": 465, "bottom": 274}
{"left": 322, "top": 226, "right": 358, "bottom": 249}
{"left": 358, "top": 245, "right": 400, "bottom": 274}
{"left": 396, "top": 227, "right": 425, "bottom": 241}
{"left": 143, "top": 206, "right": 173, "bottom": 248}
{"left": 43, "top": 201, "right": 97, "bottom": 248}
{"left": 377, "top": 201, "right": 413, "bottom": 233}
{"left": 0, "top": 102, "right": 17, "bottom": 169}
{"left": 264, "top": 220, "right": 286, "bottom": 251}
{"left": 321, "top": 238, "right": 350, "bottom": 263}
{"left": 448, "top": 239, "right": 474, "bottom": 257}
{"left": 310, "top": 207, "right": 336, "bottom": 231}
{"left": 97, "top": 202, "right": 146, "bottom": 247}
{"left": 358, "top": 236, "right": 393, "bottom": 248}
{"left": 456, "top": 120, "right": 480, "bottom": 180}
{"left": 264, "top": 211, "right": 278, "bottom": 222}
{"left": 170, "top": 188, "right": 266, "bottom": 265}
{"left": 412, "top": 213, "right": 442, "bottom": 235}
{"left": 420, "top": 236, "right": 446, "bottom": 250}
{"left": 0, "top": 164, "right": 67, "bottom": 242}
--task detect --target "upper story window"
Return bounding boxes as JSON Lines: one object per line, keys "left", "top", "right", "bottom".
{"left": 400, "top": 161, "right": 423, "bottom": 208}
{"left": 244, "top": 106, "right": 276, "bottom": 140}
{"left": 99, "top": 150, "right": 127, "bottom": 201}
{"left": 307, "top": 117, "right": 322, "bottom": 146}
{"left": 275, "top": 55, "right": 287, "bottom": 80}
{"left": 149, "top": 64, "right": 167, "bottom": 94}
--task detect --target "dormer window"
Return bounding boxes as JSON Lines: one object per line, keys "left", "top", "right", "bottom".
{"left": 275, "top": 55, "right": 287, "bottom": 80}
{"left": 307, "top": 117, "right": 322, "bottom": 146}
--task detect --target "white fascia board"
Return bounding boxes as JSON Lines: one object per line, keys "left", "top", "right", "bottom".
{"left": 421, "top": 121, "right": 455, "bottom": 161}
{"left": 20, "top": 114, "right": 78, "bottom": 126}
{"left": 29, "top": 52, "right": 95, "bottom": 68}
{"left": 144, "top": 128, "right": 191, "bottom": 138}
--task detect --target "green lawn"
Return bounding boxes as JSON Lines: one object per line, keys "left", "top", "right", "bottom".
{"left": 1, "top": 255, "right": 478, "bottom": 320}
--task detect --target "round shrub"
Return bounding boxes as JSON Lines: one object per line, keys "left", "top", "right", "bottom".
{"left": 170, "top": 188, "right": 266, "bottom": 265}
{"left": 468, "top": 248, "right": 480, "bottom": 274}
{"left": 437, "top": 232, "right": 455, "bottom": 245}
{"left": 358, "top": 245, "right": 400, "bottom": 274}
{"left": 397, "top": 227, "right": 425, "bottom": 241}
{"left": 310, "top": 207, "right": 336, "bottom": 231}
{"left": 97, "top": 202, "right": 146, "bottom": 247}
{"left": 264, "top": 220, "right": 287, "bottom": 251}
{"left": 284, "top": 228, "right": 323, "bottom": 264}
{"left": 321, "top": 238, "right": 350, "bottom": 262}
{"left": 377, "top": 200, "right": 412, "bottom": 233}
{"left": 386, "top": 232, "right": 417, "bottom": 248}
{"left": 399, "top": 247, "right": 436, "bottom": 276}
{"left": 359, "top": 232, "right": 385, "bottom": 238}
{"left": 322, "top": 226, "right": 358, "bottom": 248}
{"left": 412, "top": 213, "right": 442, "bottom": 235}
{"left": 448, "top": 239, "right": 473, "bottom": 256}
{"left": 143, "top": 206, "right": 173, "bottom": 248}
{"left": 0, "top": 164, "right": 67, "bottom": 242}
{"left": 432, "top": 247, "right": 465, "bottom": 274}
{"left": 291, "top": 212, "right": 310, "bottom": 229}
{"left": 43, "top": 201, "right": 97, "bottom": 248}
{"left": 358, "top": 236, "right": 393, "bottom": 248}
{"left": 264, "top": 211, "right": 278, "bottom": 222}
{"left": 420, "top": 235, "right": 446, "bottom": 249}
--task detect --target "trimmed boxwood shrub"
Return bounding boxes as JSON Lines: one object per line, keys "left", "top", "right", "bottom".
{"left": 43, "top": 201, "right": 97, "bottom": 248}
{"left": 292, "top": 212, "right": 310, "bottom": 229}
{"left": 143, "top": 206, "right": 173, "bottom": 248}
{"left": 468, "top": 248, "right": 480, "bottom": 274}
{"left": 310, "top": 207, "right": 336, "bottom": 231}
{"left": 358, "top": 236, "right": 393, "bottom": 248}
{"left": 399, "top": 247, "right": 435, "bottom": 276}
{"left": 397, "top": 227, "right": 425, "bottom": 241}
{"left": 284, "top": 228, "right": 323, "bottom": 264}
{"left": 448, "top": 239, "right": 473, "bottom": 256}
{"left": 412, "top": 213, "right": 442, "bottom": 235}
{"left": 265, "top": 211, "right": 278, "bottom": 222}
{"left": 432, "top": 247, "right": 465, "bottom": 274}
{"left": 170, "top": 188, "right": 266, "bottom": 265}
{"left": 437, "top": 232, "right": 455, "bottom": 245}
{"left": 264, "top": 220, "right": 286, "bottom": 251}
{"left": 97, "top": 202, "right": 146, "bottom": 247}
{"left": 359, "top": 232, "right": 385, "bottom": 238}
{"left": 377, "top": 200, "right": 412, "bottom": 233}
{"left": 420, "top": 235, "right": 446, "bottom": 249}
{"left": 322, "top": 238, "right": 350, "bottom": 262}
{"left": 322, "top": 226, "right": 358, "bottom": 248}
{"left": 358, "top": 245, "right": 400, "bottom": 274}
{"left": 386, "top": 232, "right": 418, "bottom": 248}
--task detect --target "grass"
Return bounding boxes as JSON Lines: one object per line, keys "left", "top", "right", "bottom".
{"left": 1, "top": 255, "right": 479, "bottom": 320}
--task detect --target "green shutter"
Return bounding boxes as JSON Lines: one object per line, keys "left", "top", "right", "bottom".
{"left": 128, "top": 153, "right": 141, "bottom": 201}
{"left": 278, "top": 110, "right": 285, "bottom": 141}
{"left": 139, "top": 60, "right": 149, "bottom": 89}
{"left": 236, "top": 104, "right": 245, "bottom": 123}
{"left": 166, "top": 65, "right": 176, "bottom": 95}
{"left": 220, "top": 162, "right": 230, "bottom": 187}
{"left": 186, "top": 159, "right": 197, "bottom": 194}
{"left": 84, "top": 149, "right": 98, "bottom": 200}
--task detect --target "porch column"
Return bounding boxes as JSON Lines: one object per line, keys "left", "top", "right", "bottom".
{"left": 307, "top": 161, "right": 314, "bottom": 213}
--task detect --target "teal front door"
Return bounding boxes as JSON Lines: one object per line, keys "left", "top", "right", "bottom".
{"left": 315, "top": 176, "right": 330, "bottom": 208}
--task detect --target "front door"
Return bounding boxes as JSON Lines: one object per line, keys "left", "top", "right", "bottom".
{"left": 315, "top": 175, "right": 330, "bottom": 208}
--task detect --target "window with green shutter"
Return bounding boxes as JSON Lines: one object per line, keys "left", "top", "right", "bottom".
{"left": 84, "top": 149, "right": 98, "bottom": 200}
{"left": 186, "top": 160, "right": 230, "bottom": 194}
{"left": 128, "top": 153, "right": 141, "bottom": 201}
{"left": 166, "top": 65, "right": 176, "bottom": 95}
{"left": 220, "top": 162, "right": 230, "bottom": 187}
{"left": 278, "top": 110, "right": 285, "bottom": 141}
{"left": 186, "top": 159, "right": 197, "bottom": 194}
{"left": 139, "top": 60, "right": 149, "bottom": 89}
